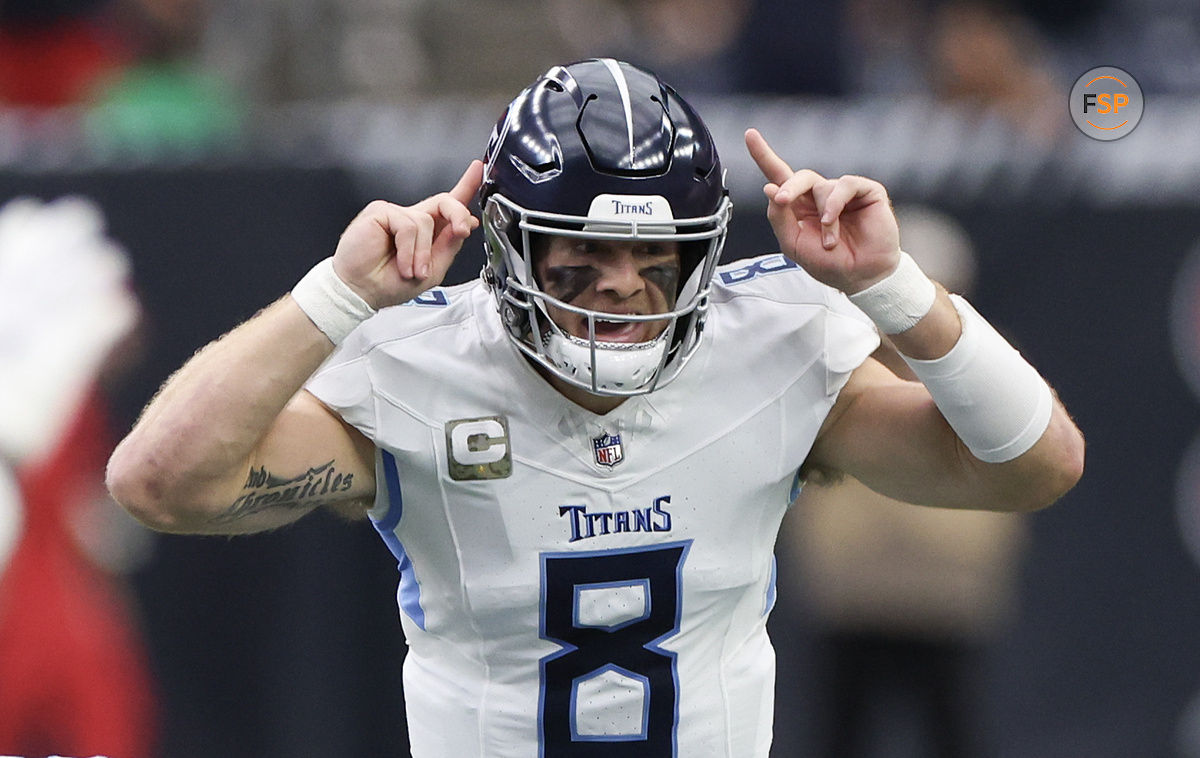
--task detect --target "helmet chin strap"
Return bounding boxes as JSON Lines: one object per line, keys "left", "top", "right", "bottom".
{"left": 543, "top": 330, "right": 669, "bottom": 393}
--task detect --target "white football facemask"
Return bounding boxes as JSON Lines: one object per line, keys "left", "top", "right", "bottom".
{"left": 541, "top": 313, "right": 673, "bottom": 394}
{"left": 482, "top": 193, "right": 731, "bottom": 396}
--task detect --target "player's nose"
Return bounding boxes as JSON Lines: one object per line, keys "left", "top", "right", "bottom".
{"left": 593, "top": 252, "right": 644, "bottom": 299}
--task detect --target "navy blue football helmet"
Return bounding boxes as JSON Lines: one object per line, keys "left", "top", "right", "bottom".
{"left": 480, "top": 58, "right": 732, "bottom": 396}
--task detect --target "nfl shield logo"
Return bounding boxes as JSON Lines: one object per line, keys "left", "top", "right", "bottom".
{"left": 592, "top": 432, "right": 624, "bottom": 468}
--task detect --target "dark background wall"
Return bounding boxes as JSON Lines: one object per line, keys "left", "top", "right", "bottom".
{"left": 6, "top": 166, "right": 1198, "bottom": 757}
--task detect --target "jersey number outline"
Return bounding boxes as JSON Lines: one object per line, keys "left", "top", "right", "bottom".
{"left": 538, "top": 541, "right": 691, "bottom": 756}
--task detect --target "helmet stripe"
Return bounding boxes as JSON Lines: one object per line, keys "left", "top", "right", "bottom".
{"left": 599, "top": 58, "right": 635, "bottom": 168}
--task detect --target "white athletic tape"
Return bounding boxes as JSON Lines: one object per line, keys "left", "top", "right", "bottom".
{"left": 291, "top": 257, "right": 376, "bottom": 345}
{"left": 848, "top": 251, "right": 937, "bottom": 334}
{"left": 904, "top": 294, "right": 1054, "bottom": 463}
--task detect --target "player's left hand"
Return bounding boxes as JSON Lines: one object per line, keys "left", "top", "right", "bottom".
{"left": 745, "top": 128, "right": 901, "bottom": 294}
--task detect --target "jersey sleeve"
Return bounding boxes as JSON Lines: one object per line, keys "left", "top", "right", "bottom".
{"left": 710, "top": 254, "right": 880, "bottom": 476}
{"left": 711, "top": 253, "right": 880, "bottom": 396}
{"left": 821, "top": 287, "right": 880, "bottom": 396}
{"left": 304, "top": 323, "right": 378, "bottom": 439}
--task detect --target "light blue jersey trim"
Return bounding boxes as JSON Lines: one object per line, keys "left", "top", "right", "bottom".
{"left": 376, "top": 450, "right": 426, "bottom": 630}
{"left": 788, "top": 469, "right": 804, "bottom": 503}
{"left": 717, "top": 253, "right": 800, "bottom": 287}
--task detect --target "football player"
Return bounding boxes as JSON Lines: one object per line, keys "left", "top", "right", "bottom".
{"left": 107, "top": 59, "right": 1084, "bottom": 757}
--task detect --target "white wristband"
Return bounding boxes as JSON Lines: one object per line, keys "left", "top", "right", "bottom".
{"left": 291, "top": 257, "right": 377, "bottom": 345}
{"left": 903, "top": 294, "right": 1054, "bottom": 463}
{"left": 848, "top": 251, "right": 937, "bottom": 334}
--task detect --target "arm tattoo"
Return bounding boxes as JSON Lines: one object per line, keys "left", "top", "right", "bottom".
{"left": 212, "top": 460, "right": 357, "bottom": 524}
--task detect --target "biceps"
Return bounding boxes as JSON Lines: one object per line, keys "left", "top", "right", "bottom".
{"left": 212, "top": 391, "right": 376, "bottom": 532}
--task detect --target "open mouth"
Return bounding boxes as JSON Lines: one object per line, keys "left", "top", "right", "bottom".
{"left": 591, "top": 316, "right": 645, "bottom": 343}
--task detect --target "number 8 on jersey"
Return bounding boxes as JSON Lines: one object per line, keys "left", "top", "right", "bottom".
{"left": 539, "top": 542, "right": 691, "bottom": 755}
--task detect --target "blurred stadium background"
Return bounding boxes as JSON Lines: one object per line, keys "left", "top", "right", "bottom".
{"left": 3, "top": 0, "right": 1200, "bottom": 756}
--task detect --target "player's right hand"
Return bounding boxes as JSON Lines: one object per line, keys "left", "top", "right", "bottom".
{"left": 744, "top": 129, "right": 900, "bottom": 295}
{"left": 331, "top": 160, "right": 483, "bottom": 308}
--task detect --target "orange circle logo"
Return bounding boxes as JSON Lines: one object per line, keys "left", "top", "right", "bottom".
{"left": 1069, "top": 66, "right": 1143, "bottom": 140}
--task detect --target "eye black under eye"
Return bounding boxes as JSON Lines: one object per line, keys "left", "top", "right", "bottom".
{"left": 642, "top": 264, "right": 680, "bottom": 296}
{"left": 543, "top": 265, "right": 600, "bottom": 302}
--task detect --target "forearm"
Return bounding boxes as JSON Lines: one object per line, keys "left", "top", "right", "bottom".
{"left": 967, "top": 398, "right": 1083, "bottom": 511}
{"left": 108, "top": 170, "right": 483, "bottom": 532}
{"left": 107, "top": 296, "right": 334, "bottom": 529}
{"left": 847, "top": 255, "right": 1084, "bottom": 510}
{"left": 882, "top": 288, "right": 961, "bottom": 360}
{"left": 829, "top": 363, "right": 1081, "bottom": 513}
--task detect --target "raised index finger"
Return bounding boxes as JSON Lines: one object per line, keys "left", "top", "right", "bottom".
{"left": 413, "top": 159, "right": 484, "bottom": 222}
{"left": 448, "top": 160, "right": 485, "bottom": 206}
{"left": 744, "top": 128, "right": 794, "bottom": 186}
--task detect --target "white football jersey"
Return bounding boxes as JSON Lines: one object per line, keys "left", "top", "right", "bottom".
{"left": 306, "top": 253, "right": 878, "bottom": 757}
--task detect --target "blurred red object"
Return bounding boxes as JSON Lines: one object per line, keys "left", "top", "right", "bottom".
{"left": 0, "top": 17, "right": 131, "bottom": 106}
{"left": 0, "top": 388, "right": 157, "bottom": 757}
